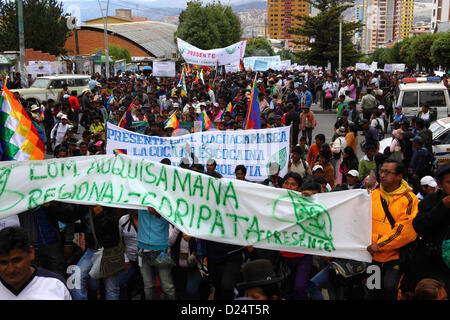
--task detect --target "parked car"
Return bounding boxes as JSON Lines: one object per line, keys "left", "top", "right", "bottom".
{"left": 380, "top": 117, "right": 450, "bottom": 165}
{"left": 10, "top": 74, "right": 90, "bottom": 106}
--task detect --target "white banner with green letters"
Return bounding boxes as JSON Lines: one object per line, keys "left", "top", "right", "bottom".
{"left": 0, "top": 155, "right": 372, "bottom": 262}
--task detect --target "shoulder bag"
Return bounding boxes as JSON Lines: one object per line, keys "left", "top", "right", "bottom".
{"left": 379, "top": 195, "right": 420, "bottom": 273}
{"left": 89, "top": 209, "right": 126, "bottom": 279}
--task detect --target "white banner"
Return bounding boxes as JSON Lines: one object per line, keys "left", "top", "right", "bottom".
{"left": 177, "top": 38, "right": 246, "bottom": 67}
{"left": 355, "top": 63, "right": 369, "bottom": 71}
{"left": 27, "top": 61, "right": 52, "bottom": 75}
{"left": 106, "top": 123, "right": 290, "bottom": 182}
{"left": 0, "top": 155, "right": 372, "bottom": 262}
{"left": 224, "top": 64, "right": 240, "bottom": 73}
{"left": 244, "top": 56, "right": 281, "bottom": 71}
{"left": 392, "top": 63, "right": 406, "bottom": 72}
{"left": 152, "top": 61, "right": 176, "bottom": 77}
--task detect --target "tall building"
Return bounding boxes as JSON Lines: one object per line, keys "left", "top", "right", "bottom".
{"left": 431, "top": 0, "right": 450, "bottom": 32}
{"left": 393, "top": 0, "right": 415, "bottom": 40}
{"left": 267, "top": 0, "right": 309, "bottom": 51}
{"left": 361, "top": 0, "right": 414, "bottom": 54}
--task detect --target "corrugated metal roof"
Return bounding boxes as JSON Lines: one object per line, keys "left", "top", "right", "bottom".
{"left": 83, "top": 21, "right": 177, "bottom": 58}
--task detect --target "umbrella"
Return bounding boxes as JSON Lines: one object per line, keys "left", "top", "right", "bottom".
{"left": 143, "top": 66, "right": 152, "bottom": 71}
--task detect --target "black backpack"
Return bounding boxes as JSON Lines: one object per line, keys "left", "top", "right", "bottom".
{"left": 374, "top": 118, "right": 384, "bottom": 140}
{"left": 422, "top": 150, "right": 437, "bottom": 177}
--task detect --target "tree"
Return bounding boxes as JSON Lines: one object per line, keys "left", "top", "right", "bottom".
{"left": 410, "top": 33, "right": 438, "bottom": 71}
{"left": 0, "top": 0, "right": 70, "bottom": 56}
{"left": 107, "top": 44, "right": 131, "bottom": 63}
{"left": 176, "top": 0, "right": 242, "bottom": 50}
{"left": 289, "top": 0, "right": 363, "bottom": 69}
{"left": 430, "top": 32, "right": 450, "bottom": 69}
{"left": 245, "top": 38, "right": 275, "bottom": 57}
{"left": 277, "top": 49, "right": 303, "bottom": 64}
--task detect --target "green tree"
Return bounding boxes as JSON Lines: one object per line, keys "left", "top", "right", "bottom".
{"left": 93, "top": 45, "right": 131, "bottom": 63}
{"left": 245, "top": 38, "right": 275, "bottom": 57}
{"left": 277, "top": 49, "right": 303, "bottom": 64}
{"left": 398, "top": 37, "right": 415, "bottom": 69}
{"left": 430, "top": 32, "right": 450, "bottom": 69}
{"left": 0, "top": 0, "right": 70, "bottom": 56}
{"left": 289, "top": 0, "right": 363, "bottom": 69}
{"left": 176, "top": 0, "right": 242, "bottom": 50}
{"left": 410, "top": 33, "right": 438, "bottom": 71}
{"left": 108, "top": 44, "right": 131, "bottom": 63}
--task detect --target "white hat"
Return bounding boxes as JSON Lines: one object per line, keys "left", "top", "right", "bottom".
{"left": 420, "top": 176, "right": 437, "bottom": 188}
{"left": 31, "top": 104, "right": 40, "bottom": 111}
{"left": 61, "top": 115, "right": 68, "bottom": 120}
{"left": 82, "top": 88, "right": 90, "bottom": 94}
{"left": 347, "top": 170, "right": 359, "bottom": 177}
{"left": 63, "top": 94, "right": 70, "bottom": 99}
{"left": 312, "top": 165, "right": 323, "bottom": 172}
{"left": 378, "top": 105, "right": 385, "bottom": 110}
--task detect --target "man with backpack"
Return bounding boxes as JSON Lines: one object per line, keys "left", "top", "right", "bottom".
{"left": 370, "top": 110, "right": 385, "bottom": 141}
{"left": 409, "top": 136, "right": 435, "bottom": 194}
{"left": 288, "top": 146, "right": 312, "bottom": 179}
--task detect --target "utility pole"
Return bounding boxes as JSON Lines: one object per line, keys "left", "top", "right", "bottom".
{"left": 97, "top": 0, "right": 110, "bottom": 78}
{"left": 17, "top": 0, "right": 26, "bottom": 83}
{"left": 338, "top": 16, "right": 342, "bottom": 80}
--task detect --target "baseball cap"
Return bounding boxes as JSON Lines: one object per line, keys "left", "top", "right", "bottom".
{"left": 63, "top": 94, "right": 70, "bottom": 99}
{"left": 378, "top": 105, "right": 385, "bottom": 110}
{"left": 395, "top": 105, "right": 403, "bottom": 109}
{"left": 410, "top": 136, "right": 424, "bottom": 144}
{"left": 61, "top": 115, "right": 68, "bottom": 120}
{"left": 347, "top": 170, "right": 359, "bottom": 177}
{"left": 420, "top": 176, "right": 437, "bottom": 188}
{"left": 312, "top": 165, "right": 323, "bottom": 172}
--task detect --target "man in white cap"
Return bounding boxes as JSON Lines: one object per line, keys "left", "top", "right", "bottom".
{"left": 50, "top": 114, "right": 70, "bottom": 149}
{"left": 417, "top": 176, "right": 438, "bottom": 201}
{"left": 345, "top": 170, "right": 361, "bottom": 190}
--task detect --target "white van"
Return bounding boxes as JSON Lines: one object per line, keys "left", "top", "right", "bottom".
{"left": 395, "top": 77, "right": 450, "bottom": 119}
{"left": 10, "top": 74, "right": 91, "bottom": 105}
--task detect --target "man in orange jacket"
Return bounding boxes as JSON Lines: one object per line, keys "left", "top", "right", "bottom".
{"left": 367, "top": 159, "right": 419, "bottom": 300}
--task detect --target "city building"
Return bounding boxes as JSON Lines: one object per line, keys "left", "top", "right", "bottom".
{"left": 409, "top": 23, "right": 432, "bottom": 36}
{"left": 267, "top": 0, "right": 309, "bottom": 52}
{"left": 361, "top": 0, "right": 414, "bottom": 54}
{"left": 64, "top": 21, "right": 177, "bottom": 60}
{"left": 431, "top": 0, "right": 450, "bottom": 32}
{"left": 393, "top": 0, "right": 415, "bottom": 40}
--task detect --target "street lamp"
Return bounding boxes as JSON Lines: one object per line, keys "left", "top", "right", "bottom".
{"left": 97, "top": 0, "right": 110, "bottom": 78}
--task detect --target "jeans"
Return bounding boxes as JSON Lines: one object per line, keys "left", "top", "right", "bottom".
{"left": 283, "top": 255, "right": 313, "bottom": 300}
{"left": 365, "top": 260, "right": 403, "bottom": 300}
{"left": 172, "top": 266, "right": 202, "bottom": 300}
{"left": 302, "top": 128, "right": 313, "bottom": 146}
{"left": 309, "top": 266, "right": 345, "bottom": 300}
{"left": 139, "top": 249, "right": 176, "bottom": 300}
{"left": 207, "top": 255, "right": 243, "bottom": 300}
{"left": 70, "top": 248, "right": 120, "bottom": 300}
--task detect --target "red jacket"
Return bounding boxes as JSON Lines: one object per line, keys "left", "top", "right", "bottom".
{"left": 69, "top": 96, "right": 80, "bottom": 112}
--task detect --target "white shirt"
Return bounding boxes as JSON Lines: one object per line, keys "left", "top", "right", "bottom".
{"left": 371, "top": 118, "right": 384, "bottom": 132}
{"left": 50, "top": 122, "right": 69, "bottom": 147}
{"left": 118, "top": 214, "right": 138, "bottom": 263}
{"left": 421, "top": 112, "right": 430, "bottom": 121}
{"left": 0, "top": 268, "right": 71, "bottom": 300}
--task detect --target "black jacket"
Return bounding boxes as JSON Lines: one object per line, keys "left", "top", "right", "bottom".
{"left": 411, "top": 190, "right": 450, "bottom": 290}
{"left": 19, "top": 202, "right": 76, "bottom": 247}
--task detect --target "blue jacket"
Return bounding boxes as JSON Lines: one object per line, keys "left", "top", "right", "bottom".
{"left": 299, "top": 90, "right": 313, "bottom": 106}
{"left": 137, "top": 209, "right": 170, "bottom": 251}
{"left": 410, "top": 147, "right": 430, "bottom": 177}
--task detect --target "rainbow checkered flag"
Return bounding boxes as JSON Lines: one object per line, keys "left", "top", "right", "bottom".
{"left": 0, "top": 84, "right": 44, "bottom": 161}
